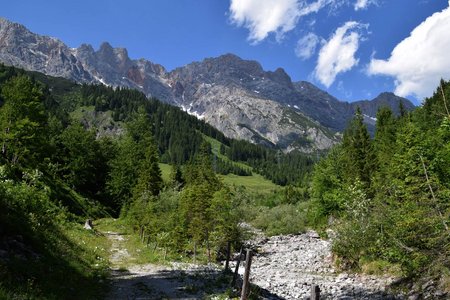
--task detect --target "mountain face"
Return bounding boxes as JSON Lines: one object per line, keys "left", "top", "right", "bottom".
{"left": 0, "top": 18, "right": 414, "bottom": 152}
{"left": 351, "top": 92, "right": 415, "bottom": 128}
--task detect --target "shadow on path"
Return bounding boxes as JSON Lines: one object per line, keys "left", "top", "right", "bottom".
{"left": 107, "top": 266, "right": 286, "bottom": 300}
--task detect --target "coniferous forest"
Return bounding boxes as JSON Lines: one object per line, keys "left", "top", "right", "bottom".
{"left": 310, "top": 83, "right": 450, "bottom": 279}
{"left": 0, "top": 63, "right": 449, "bottom": 298}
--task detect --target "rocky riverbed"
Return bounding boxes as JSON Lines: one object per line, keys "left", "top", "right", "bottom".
{"left": 232, "top": 229, "right": 404, "bottom": 300}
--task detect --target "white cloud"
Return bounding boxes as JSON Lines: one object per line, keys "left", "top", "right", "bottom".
{"left": 354, "top": 0, "right": 377, "bottom": 11}
{"left": 314, "top": 21, "right": 366, "bottom": 87}
{"left": 298, "top": 0, "right": 334, "bottom": 17}
{"left": 229, "top": 0, "right": 300, "bottom": 43}
{"left": 368, "top": 2, "right": 450, "bottom": 99}
{"left": 229, "top": 0, "right": 336, "bottom": 44}
{"left": 295, "top": 32, "right": 321, "bottom": 60}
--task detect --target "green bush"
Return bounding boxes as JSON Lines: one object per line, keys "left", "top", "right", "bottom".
{"left": 252, "top": 204, "right": 307, "bottom": 236}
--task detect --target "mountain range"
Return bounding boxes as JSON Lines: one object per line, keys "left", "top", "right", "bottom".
{"left": 0, "top": 17, "right": 415, "bottom": 152}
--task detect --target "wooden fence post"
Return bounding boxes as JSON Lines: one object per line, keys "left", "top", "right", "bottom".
{"left": 240, "top": 249, "right": 252, "bottom": 300}
{"left": 231, "top": 247, "right": 243, "bottom": 287}
{"left": 311, "top": 284, "right": 320, "bottom": 300}
{"left": 225, "top": 241, "right": 231, "bottom": 272}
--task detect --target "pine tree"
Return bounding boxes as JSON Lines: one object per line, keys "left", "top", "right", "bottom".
{"left": 342, "top": 107, "right": 375, "bottom": 187}
{"left": 134, "top": 139, "right": 163, "bottom": 197}
{"left": 209, "top": 187, "right": 242, "bottom": 258}
{"left": 0, "top": 75, "right": 47, "bottom": 168}
{"left": 169, "top": 164, "right": 184, "bottom": 190}
{"left": 373, "top": 106, "right": 397, "bottom": 188}
{"left": 179, "top": 141, "right": 222, "bottom": 261}
{"left": 107, "top": 135, "right": 140, "bottom": 210}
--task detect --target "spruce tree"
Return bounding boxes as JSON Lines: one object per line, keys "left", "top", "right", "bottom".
{"left": 135, "top": 139, "right": 163, "bottom": 197}
{"left": 342, "top": 107, "right": 375, "bottom": 187}
{"left": 0, "top": 75, "right": 47, "bottom": 168}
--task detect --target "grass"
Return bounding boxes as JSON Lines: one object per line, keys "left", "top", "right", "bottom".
{"left": 202, "top": 134, "right": 253, "bottom": 172}
{"left": 220, "top": 173, "right": 280, "bottom": 195}
{"left": 159, "top": 163, "right": 172, "bottom": 183}
{"left": 360, "top": 259, "right": 403, "bottom": 277}
{"left": 70, "top": 105, "right": 95, "bottom": 120}
{"left": 94, "top": 218, "right": 164, "bottom": 266}
{"left": 94, "top": 218, "right": 229, "bottom": 267}
{"left": 0, "top": 221, "right": 111, "bottom": 300}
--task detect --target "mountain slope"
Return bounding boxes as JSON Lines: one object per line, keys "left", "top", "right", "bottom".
{"left": 0, "top": 17, "right": 415, "bottom": 151}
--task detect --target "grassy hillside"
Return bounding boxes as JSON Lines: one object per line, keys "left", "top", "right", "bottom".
{"left": 220, "top": 173, "right": 280, "bottom": 195}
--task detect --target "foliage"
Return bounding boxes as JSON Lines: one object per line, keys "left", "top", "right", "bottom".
{"left": 310, "top": 80, "right": 450, "bottom": 280}
{"left": 124, "top": 143, "right": 244, "bottom": 263}
{"left": 251, "top": 204, "right": 307, "bottom": 236}
{"left": 0, "top": 75, "right": 47, "bottom": 170}
{"left": 0, "top": 170, "right": 109, "bottom": 299}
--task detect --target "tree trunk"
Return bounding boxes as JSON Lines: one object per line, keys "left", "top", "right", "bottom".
{"left": 193, "top": 241, "right": 197, "bottom": 264}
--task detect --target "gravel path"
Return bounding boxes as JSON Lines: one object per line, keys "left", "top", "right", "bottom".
{"left": 104, "top": 231, "right": 227, "bottom": 300}
{"left": 232, "top": 229, "right": 404, "bottom": 300}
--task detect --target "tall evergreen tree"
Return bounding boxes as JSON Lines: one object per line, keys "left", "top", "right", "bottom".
{"left": 373, "top": 106, "right": 397, "bottom": 187}
{"left": 342, "top": 107, "right": 375, "bottom": 187}
{"left": 134, "top": 140, "right": 163, "bottom": 197}
{"left": 180, "top": 141, "right": 222, "bottom": 260}
{"left": 0, "top": 75, "right": 47, "bottom": 168}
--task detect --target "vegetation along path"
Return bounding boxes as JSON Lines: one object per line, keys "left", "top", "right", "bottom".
{"left": 104, "top": 229, "right": 228, "bottom": 299}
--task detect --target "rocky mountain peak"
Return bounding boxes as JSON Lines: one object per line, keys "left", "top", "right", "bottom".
{"left": 352, "top": 92, "right": 415, "bottom": 118}
{"left": 267, "top": 67, "right": 292, "bottom": 86}
{"left": 0, "top": 18, "right": 416, "bottom": 152}
{"left": 98, "top": 41, "right": 114, "bottom": 55}
{"left": 0, "top": 17, "right": 11, "bottom": 30}
{"left": 212, "top": 53, "right": 264, "bottom": 75}
{"left": 0, "top": 17, "right": 23, "bottom": 32}
{"left": 78, "top": 43, "right": 94, "bottom": 52}
{"left": 95, "top": 42, "right": 131, "bottom": 68}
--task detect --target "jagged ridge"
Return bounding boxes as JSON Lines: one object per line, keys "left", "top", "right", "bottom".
{"left": 0, "top": 17, "right": 415, "bottom": 152}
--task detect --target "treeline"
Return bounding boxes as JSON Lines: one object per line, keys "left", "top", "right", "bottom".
{"left": 222, "top": 139, "right": 316, "bottom": 185}
{"left": 310, "top": 80, "right": 450, "bottom": 278}
{"left": 0, "top": 63, "right": 316, "bottom": 186}
{"left": 78, "top": 84, "right": 315, "bottom": 185}
{"left": 76, "top": 84, "right": 230, "bottom": 164}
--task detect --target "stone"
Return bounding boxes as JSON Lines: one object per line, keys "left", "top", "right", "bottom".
{"left": 84, "top": 219, "right": 93, "bottom": 230}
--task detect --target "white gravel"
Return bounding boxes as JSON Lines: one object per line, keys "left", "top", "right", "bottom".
{"left": 231, "top": 230, "right": 404, "bottom": 300}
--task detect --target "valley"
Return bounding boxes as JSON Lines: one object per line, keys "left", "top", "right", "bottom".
{"left": 0, "top": 15, "right": 448, "bottom": 300}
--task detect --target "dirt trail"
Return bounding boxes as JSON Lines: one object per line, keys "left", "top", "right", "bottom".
{"left": 104, "top": 231, "right": 226, "bottom": 300}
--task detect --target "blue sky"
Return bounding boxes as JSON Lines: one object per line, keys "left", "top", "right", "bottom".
{"left": 2, "top": 0, "right": 450, "bottom": 104}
